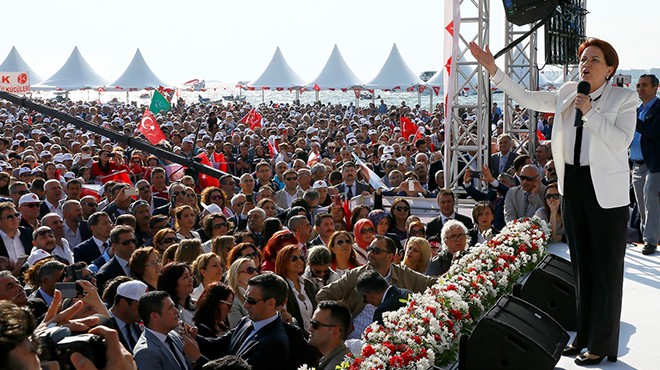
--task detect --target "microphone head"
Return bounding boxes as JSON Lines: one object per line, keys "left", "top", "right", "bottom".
{"left": 577, "top": 81, "right": 591, "bottom": 95}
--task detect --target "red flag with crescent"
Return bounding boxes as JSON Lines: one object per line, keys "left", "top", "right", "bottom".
{"left": 139, "top": 109, "right": 167, "bottom": 145}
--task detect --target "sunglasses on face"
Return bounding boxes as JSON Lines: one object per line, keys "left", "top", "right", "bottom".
{"left": 138, "top": 186, "right": 150, "bottom": 191}
{"left": 290, "top": 255, "right": 305, "bottom": 263}
{"left": 14, "top": 190, "right": 29, "bottom": 195}
{"left": 36, "top": 230, "right": 55, "bottom": 237}
{"left": 309, "top": 319, "right": 337, "bottom": 330}
{"left": 240, "top": 266, "right": 260, "bottom": 275}
{"left": 213, "top": 222, "right": 228, "bottom": 229}
{"left": 160, "top": 237, "right": 179, "bottom": 244}
{"left": 394, "top": 206, "right": 410, "bottom": 212}
{"left": 366, "top": 246, "right": 391, "bottom": 255}
{"left": 410, "top": 229, "right": 425, "bottom": 236}
{"left": 285, "top": 177, "right": 297, "bottom": 181}
{"left": 335, "top": 239, "right": 351, "bottom": 246}
{"left": 22, "top": 203, "right": 40, "bottom": 208}
{"left": 545, "top": 193, "right": 561, "bottom": 200}
{"left": 243, "top": 295, "right": 266, "bottom": 305}
{"left": 361, "top": 228, "right": 374, "bottom": 234}
{"left": 119, "top": 239, "right": 137, "bottom": 246}
{"left": 519, "top": 175, "right": 538, "bottom": 182}
{"left": 210, "top": 195, "right": 223, "bottom": 201}
{"left": 1, "top": 213, "right": 20, "bottom": 221}
{"left": 83, "top": 202, "right": 98, "bottom": 207}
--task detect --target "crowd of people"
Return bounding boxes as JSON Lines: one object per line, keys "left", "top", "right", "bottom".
{"left": 0, "top": 86, "right": 648, "bottom": 370}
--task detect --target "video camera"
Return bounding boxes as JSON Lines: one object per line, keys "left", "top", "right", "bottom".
{"left": 38, "top": 326, "right": 107, "bottom": 370}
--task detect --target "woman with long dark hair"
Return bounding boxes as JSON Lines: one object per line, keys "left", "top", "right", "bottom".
{"left": 157, "top": 262, "right": 196, "bottom": 325}
{"left": 193, "top": 282, "right": 234, "bottom": 337}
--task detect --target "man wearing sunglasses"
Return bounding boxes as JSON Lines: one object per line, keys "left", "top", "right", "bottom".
{"left": 308, "top": 301, "right": 352, "bottom": 370}
{"left": 95, "top": 226, "right": 137, "bottom": 292}
{"left": 196, "top": 273, "right": 291, "bottom": 370}
{"left": 17, "top": 193, "right": 41, "bottom": 237}
{"left": 503, "top": 165, "right": 546, "bottom": 223}
{"left": 317, "top": 235, "right": 436, "bottom": 339}
{"left": 0, "top": 201, "right": 32, "bottom": 264}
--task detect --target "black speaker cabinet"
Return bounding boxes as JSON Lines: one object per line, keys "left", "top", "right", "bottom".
{"left": 460, "top": 295, "right": 569, "bottom": 370}
{"left": 519, "top": 253, "right": 577, "bottom": 330}
{"left": 502, "top": 0, "right": 558, "bottom": 26}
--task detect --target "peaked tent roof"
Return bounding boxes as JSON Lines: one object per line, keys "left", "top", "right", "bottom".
{"left": 426, "top": 71, "right": 443, "bottom": 90}
{"left": 247, "top": 47, "right": 305, "bottom": 90}
{"left": 35, "top": 46, "right": 107, "bottom": 90}
{"left": 0, "top": 46, "right": 43, "bottom": 84}
{"left": 363, "top": 44, "right": 424, "bottom": 90}
{"left": 305, "top": 45, "right": 362, "bottom": 90}
{"left": 109, "top": 49, "right": 167, "bottom": 89}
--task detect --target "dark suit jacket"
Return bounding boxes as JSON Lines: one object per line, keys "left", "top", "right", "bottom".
{"left": 0, "top": 226, "right": 33, "bottom": 259}
{"left": 96, "top": 256, "right": 127, "bottom": 292}
{"left": 336, "top": 181, "right": 372, "bottom": 198}
{"left": 427, "top": 159, "right": 444, "bottom": 192}
{"left": 285, "top": 278, "right": 318, "bottom": 337}
{"left": 197, "top": 316, "right": 290, "bottom": 370}
{"left": 426, "top": 250, "right": 455, "bottom": 277}
{"left": 38, "top": 202, "right": 51, "bottom": 221}
{"left": 426, "top": 213, "right": 474, "bottom": 240}
{"left": 637, "top": 98, "right": 660, "bottom": 172}
{"left": 108, "top": 317, "right": 140, "bottom": 353}
{"left": 27, "top": 289, "right": 49, "bottom": 322}
{"left": 152, "top": 196, "right": 168, "bottom": 213}
{"left": 489, "top": 152, "right": 516, "bottom": 178}
{"left": 374, "top": 286, "right": 412, "bottom": 325}
{"left": 73, "top": 237, "right": 103, "bottom": 265}
{"left": 19, "top": 217, "right": 35, "bottom": 237}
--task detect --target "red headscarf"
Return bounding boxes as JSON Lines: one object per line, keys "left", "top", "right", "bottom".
{"left": 353, "top": 218, "right": 375, "bottom": 250}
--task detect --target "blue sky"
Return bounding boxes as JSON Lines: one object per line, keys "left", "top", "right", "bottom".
{"left": 3, "top": 0, "right": 652, "bottom": 84}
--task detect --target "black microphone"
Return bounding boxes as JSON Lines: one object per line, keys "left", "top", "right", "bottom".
{"left": 574, "top": 81, "right": 591, "bottom": 127}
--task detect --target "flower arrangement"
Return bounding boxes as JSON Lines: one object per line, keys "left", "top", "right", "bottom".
{"left": 337, "top": 216, "right": 551, "bottom": 370}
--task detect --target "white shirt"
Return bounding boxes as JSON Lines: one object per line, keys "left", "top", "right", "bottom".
{"left": 286, "top": 277, "right": 313, "bottom": 330}
{"left": 52, "top": 239, "right": 74, "bottom": 265}
{"left": 561, "top": 82, "right": 607, "bottom": 166}
{"left": 92, "top": 236, "right": 109, "bottom": 255}
{"left": 44, "top": 199, "right": 63, "bottom": 217}
{"left": 0, "top": 229, "right": 25, "bottom": 263}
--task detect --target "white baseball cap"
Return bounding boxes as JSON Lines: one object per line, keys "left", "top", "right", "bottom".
{"left": 18, "top": 193, "right": 41, "bottom": 206}
{"left": 117, "top": 280, "right": 149, "bottom": 301}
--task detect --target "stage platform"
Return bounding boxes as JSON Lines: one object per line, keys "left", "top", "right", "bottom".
{"left": 549, "top": 242, "right": 660, "bottom": 370}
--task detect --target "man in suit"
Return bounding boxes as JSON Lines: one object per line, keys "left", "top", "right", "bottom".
{"left": 110, "top": 280, "right": 148, "bottom": 353}
{"left": 0, "top": 201, "right": 33, "bottom": 263}
{"left": 62, "top": 200, "right": 92, "bottom": 248}
{"left": 273, "top": 169, "right": 303, "bottom": 209}
{"left": 73, "top": 211, "right": 112, "bottom": 265}
{"left": 335, "top": 161, "right": 372, "bottom": 200}
{"left": 38, "top": 179, "right": 64, "bottom": 220}
{"left": 308, "top": 301, "right": 352, "bottom": 370}
{"left": 311, "top": 213, "right": 335, "bottom": 247}
{"left": 27, "top": 259, "right": 67, "bottom": 319}
{"left": 135, "top": 291, "right": 207, "bottom": 370}
{"left": 489, "top": 134, "right": 516, "bottom": 178}
{"left": 356, "top": 270, "right": 412, "bottom": 325}
{"left": 96, "top": 226, "right": 136, "bottom": 292}
{"left": 427, "top": 220, "right": 469, "bottom": 277}
{"left": 101, "top": 183, "right": 133, "bottom": 222}
{"left": 317, "top": 236, "right": 436, "bottom": 339}
{"left": 196, "top": 273, "right": 291, "bottom": 370}
{"left": 18, "top": 193, "right": 41, "bottom": 237}
{"left": 136, "top": 179, "right": 168, "bottom": 215}
{"left": 503, "top": 165, "right": 546, "bottom": 223}
{"left": 426, "top": 188, "right": 474, "bottom": 240}
{"left": 632, "top": 74, "right": 660, "bottom": 255}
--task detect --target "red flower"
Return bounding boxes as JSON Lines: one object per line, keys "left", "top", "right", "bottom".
{"left": 361, "top": 344, "right": 376, "bottom": 357}
{"left": 450, "top": 309, "right": 463, "bottom": 320}
{"left": 426, "top": 306, "right": 437, "bottom": 315}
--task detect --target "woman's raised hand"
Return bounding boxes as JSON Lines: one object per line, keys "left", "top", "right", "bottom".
{"left": 468, "top": 42, "right": 497, "bottom": 75}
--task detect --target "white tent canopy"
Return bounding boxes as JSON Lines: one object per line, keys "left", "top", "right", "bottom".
{"left": 109, "top": 49, "right": 167, "bottom": 90}
{"left": 363, "top": 43, "right": 424, "bottom": 90}
{"left": 247, "top": 47, "right": 305, "bottom": 90}
{"left": 305, "top": 45, "right": 362, "bottom": 90}
{"left": 425, "top": 71, "right": 443, "bottom": 95}
{"left": 34, "top": 46, "right": 107, "bottom": 90}
{"left": 0, "top": 46, "right": 43, "bottom": 84}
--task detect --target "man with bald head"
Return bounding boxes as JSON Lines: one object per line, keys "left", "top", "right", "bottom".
{"left": 503, "top": 164, "right": 545, "bottom": 222}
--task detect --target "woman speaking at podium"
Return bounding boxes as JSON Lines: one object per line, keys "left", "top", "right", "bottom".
{"left": 469, "top": 38, "right": 637, "bottom": 366}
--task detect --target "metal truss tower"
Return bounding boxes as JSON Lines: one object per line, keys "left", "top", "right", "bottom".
{"left": 444, "top": 0, "right": 491, "bottom": 191}
{"left": 502, "top": 21, "right": 539, "bottom": 157}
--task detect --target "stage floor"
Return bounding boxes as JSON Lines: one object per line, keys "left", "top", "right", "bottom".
{"left": 548, "top": 242, "right": 660, "bottom": 370}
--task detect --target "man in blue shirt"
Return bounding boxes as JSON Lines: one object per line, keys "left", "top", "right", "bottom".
{"left": 633, "top": 74, "right": 660, "bottom": 255}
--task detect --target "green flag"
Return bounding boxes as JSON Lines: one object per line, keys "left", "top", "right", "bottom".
{"left": 149, "top": 90, "right": 171, "bottom": 114}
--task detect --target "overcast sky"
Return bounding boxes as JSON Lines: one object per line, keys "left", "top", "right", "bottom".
{"left": 3, "top": 0, "right": 654, "bottom": 85}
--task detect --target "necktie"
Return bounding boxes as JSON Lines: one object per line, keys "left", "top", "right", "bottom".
{"left": 165, "top": 336, "right": 188, "bottom": 370}
{"left": 347, "top": 186, "right": 354, "bottom": 199}
{"left": 523, "top": 192, "right": 530, "bottom": 215}
{"left": 101, "top": 242, "right": 108, "bottom": 254}
{"left": 124, "top": 324, "right": 137, "bottom": 349}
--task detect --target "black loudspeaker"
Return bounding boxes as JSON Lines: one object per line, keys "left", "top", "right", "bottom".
{"left": 460, "top": 295, "right": 569, "bottom": 370}
{"left": 502, "top": 0, "right": 558, "bottom": 26}
{"left": 519, "top": 253, "right": 577, "bottom": 330}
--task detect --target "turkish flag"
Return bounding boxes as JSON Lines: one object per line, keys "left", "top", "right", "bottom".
{"left": 99, "top": 170, "right": 132, "bottom": 185}
{"left": 139, "top": 109, "right": 167, "bottom": 145}
{"left": 239, "top": 109, "right": 262, "bottom": 130}
{"left": 212, "top": 152, "right": 228, "bottom": 173}
{"left": 196, "top": 153, "right": 220, "bottom": 188}
{"left": 313, "top": 84, "right": 321, "bottom": 92}
{"left": 400, "top": 116, "right": 418, "bottom": 141}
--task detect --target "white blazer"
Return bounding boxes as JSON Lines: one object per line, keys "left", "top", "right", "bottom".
{"left": 491, "top": 69, "right": 637, "bottom": 209}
